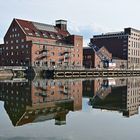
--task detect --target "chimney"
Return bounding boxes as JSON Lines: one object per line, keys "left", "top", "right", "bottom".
{"left": 55, "top": 20, "right": 67, "bottom": 31}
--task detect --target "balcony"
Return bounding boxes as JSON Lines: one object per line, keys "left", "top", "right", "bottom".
{"left": 36, "top": 53, "right": 49, "bottom": 60}
{"left": 58, "top": 58, "right": 64, "bottom": 63}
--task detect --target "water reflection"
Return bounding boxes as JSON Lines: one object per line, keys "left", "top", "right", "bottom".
{"left": 0, "top": 78, "right": 82, "bottom": 126}
{"left": 0, "top": 77, "right": 140, "bottom": 127}
{"left": 85, "top": 78, "right": 140, "bottom": 117}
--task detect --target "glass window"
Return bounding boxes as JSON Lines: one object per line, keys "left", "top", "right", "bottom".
{"left": 25, "top": 27, "right": 29, "bottom": 30}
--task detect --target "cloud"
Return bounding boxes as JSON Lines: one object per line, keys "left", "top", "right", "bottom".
{"left": 68, "top": 21, "right": 111, "bottom": 46}
{"left": 1, "top": 0, "right": 140, "bottom": 46}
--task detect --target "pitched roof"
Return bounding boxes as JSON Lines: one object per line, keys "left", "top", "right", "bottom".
{"left": 15, "top": 19, "right": 70, "bottom": 40}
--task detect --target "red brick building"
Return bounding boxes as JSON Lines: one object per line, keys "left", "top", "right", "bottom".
{"left": 0, "top": 19, "right": 83, "bottom": 68}
{"left": 83, "top": 46, "right": 112, "bottom": 68}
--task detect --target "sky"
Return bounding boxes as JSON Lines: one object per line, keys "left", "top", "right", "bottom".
{"left": 0, "top": 0, "right": 140, "bottom": 46}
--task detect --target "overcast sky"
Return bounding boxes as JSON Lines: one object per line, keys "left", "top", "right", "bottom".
{"left": 0, "top": 0, "right": 140, "bottom": 45}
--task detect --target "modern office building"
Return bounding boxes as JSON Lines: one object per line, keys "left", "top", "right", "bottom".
{"left": 0, "top": 19, "right": 83, "bottom": 68}
{"left": 90, "top": 28, "right": 140, "bottom": 69}
{"left": 88, "top": 77, "right": 140, "bottom": 117}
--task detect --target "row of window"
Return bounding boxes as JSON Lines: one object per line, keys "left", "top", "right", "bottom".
{"left": 129, "top": 57, "right": 140, "bottom": 63}
{"left": 131, "top": 41, "right": 140, "bottom": 48}
{"left": 3, "top": 44, "right": 29, "bottom": 50}
{"left": 36, "top": 51, "right": 79, "bottom": 57}
{"left": 10, "top": 33, "right": 20, "bottom": 38}
{"left": 93, "top": 35, "right": 128, "bottom": 39}
{"left": 5, "top": 39, "right": 25, "bottom": 44}
{"left": 5, "top": 50, "right": 29, "bottom": 56}
{"left": 12, "top": 28, "right": 17, "bottom": 32}
{"left": 130, "top": 37, "right": 140, "bottom": 41}
{"left": 5, "top": 59, "right": 29, "bottom": 65}
{"left": 131, "top": 32, "right": 140, "bottom": 37}
{"left": 25, "top": 28, "right": 64, "bottom": 39}
{"left": 130, "top": 49, "right": 140, "bottom": 56}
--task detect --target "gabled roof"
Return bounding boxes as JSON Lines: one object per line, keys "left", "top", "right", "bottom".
{"left": 15, "top": 18, "right": 70, "bottom": 40}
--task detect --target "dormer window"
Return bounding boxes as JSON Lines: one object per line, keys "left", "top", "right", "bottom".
{"left": 35, "top": 32, "right": 40, "bottom": 37}
{"left": 28, "top": 33, "right": 33, "bottom": 36}
{"left": 25, "top": 27, "right": 29, "bottom": 30}
{"left": 43, "top": 33, "right": 48, "bottom": 38}
{"left": 50, "top": 34, "right": 55, "bottom": 39}
{"left": 57, "top": 35, "right": 62, "bottom": 39}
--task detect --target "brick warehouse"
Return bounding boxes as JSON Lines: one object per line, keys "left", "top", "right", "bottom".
{"left": 90, "top": 28, "right": 140, "bottom": 69}
{"left": 0, "top": 19, "right": 83, "bottom": 68}
{"left": 83, "top": 46, "right": 112, "bottom": 68}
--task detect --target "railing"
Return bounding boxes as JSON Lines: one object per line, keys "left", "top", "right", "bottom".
{"left": 0, "top": 66, "right": 28, "bottom": 70}
{"left": 36, "top": 53, "right": 49, "bottom": 60}
{"left": 33, "top": 41, "right": 74, "bottom": 48}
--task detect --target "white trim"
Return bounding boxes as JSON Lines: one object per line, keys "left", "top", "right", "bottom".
{"left": 15, "top": 19, "right": 27, "bottom": 35}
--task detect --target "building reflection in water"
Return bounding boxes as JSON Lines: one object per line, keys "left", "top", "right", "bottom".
{"left": 0, "top": 77, "right": 140, "bottom": 127}
{"left": 0, "top": 78, "right": 82, "bottom": 126}
{"left": 85, "top": 77, "right": 140, "bottom": 117}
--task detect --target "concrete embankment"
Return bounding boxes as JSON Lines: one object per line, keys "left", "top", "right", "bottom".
{"left": 42, "top": 69, "right": 140, "bottom": 79}
{"left": 0, "top": 70, "right": 13, "bottom": 79}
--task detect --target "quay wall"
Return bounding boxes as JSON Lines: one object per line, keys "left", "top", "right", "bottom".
{"left": 42, "top": 69, "right": 140, "bottom": 79}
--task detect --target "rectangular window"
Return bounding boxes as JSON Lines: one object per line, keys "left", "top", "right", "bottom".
{"left": 50, "top": 52, "right": 54, "bottom": 56}
{"left": 28, "top": 33, "right": 33, "bottom": 35}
